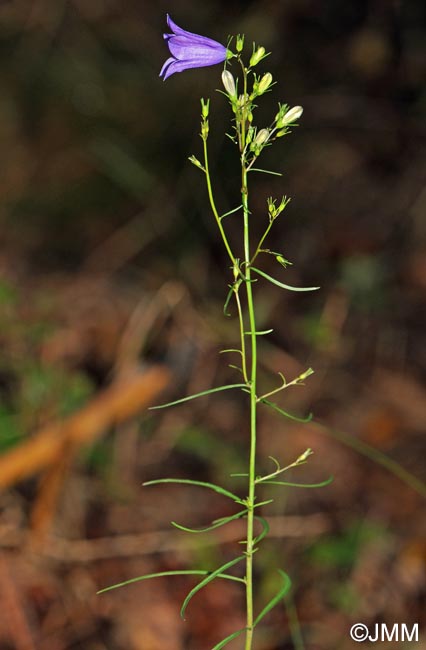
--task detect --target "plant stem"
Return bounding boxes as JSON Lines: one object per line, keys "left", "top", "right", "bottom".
{"left": 243, "top": 164, "right": 257, "bottom": 650}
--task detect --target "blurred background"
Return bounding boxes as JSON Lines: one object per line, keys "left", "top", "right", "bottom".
{"left": 0, "top": 1, "right": 425, "bottom": 649}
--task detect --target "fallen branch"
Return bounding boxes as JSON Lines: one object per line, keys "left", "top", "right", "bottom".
{"left": 0, "top": 365, "right": 171, "bottom": 490}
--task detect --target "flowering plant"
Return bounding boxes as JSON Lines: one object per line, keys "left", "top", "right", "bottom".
{"left": 100, "top": 17, "right": 329, "bottom": 650}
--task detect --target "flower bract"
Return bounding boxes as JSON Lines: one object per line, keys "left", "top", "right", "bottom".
{"left": 160, "top": 14, "right": 227, "bottom": 80}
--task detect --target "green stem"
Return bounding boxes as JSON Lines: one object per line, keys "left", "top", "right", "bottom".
{"left": 241, "top": 76, "right": 258, "bottom": 645}
{"left": 203, "top": 136, "right": 236, "bottom": 266}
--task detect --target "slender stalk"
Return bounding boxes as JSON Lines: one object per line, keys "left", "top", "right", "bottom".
{"left": 202, "top": 137, "right": 236, "bottom": 267}
{"left": 239, "top": 62, "right": 258, "bottom": 650}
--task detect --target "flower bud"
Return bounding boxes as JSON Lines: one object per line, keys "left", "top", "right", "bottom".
{"left": 188, "top": 155, "right": 204, "bottom": 171}
{"left": 257, "top": 72, "right": 273, "bottom": 95}
{"left": 200, "top": 98, "right": 210, "bottom": 118}
{"left": 250, "top": 46, "right": 265, "bottom": 67}
{"left": 236, "top": 34, "right": 244, "bottom": 53}
{"left": 276, "top": 105, "right": 303, "bottom": 128}
{"left": 254, "top": 128, "right": 269, "bottom": 146}
{"left": 221, "top": 70, "right": 236, "bottom": 96}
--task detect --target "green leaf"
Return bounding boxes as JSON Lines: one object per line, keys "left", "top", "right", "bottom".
{"left": 263, "top": 476, "right": 333, "bottom": 488}
{"left": 97, "top": 568, "right": 245, "bottom": 595}
{"left": 143, "top": 478, "right": 243, "bottom": 504}
{"left": 249, "top": 168, "right": 282, "bottom": 176}
{"left": 251, "top": 267, "right": 319, "bottom": 292}
{"left": 260, "top": 398, "right": 313, "bottom": 423}
{"left": 223, "top": 285, "right": 234, "bottom": 316}
{"left": 220, "top": 204, "right": 243, "bottom": 220}
{"left": 253, "top": 570, "right": 292, "bottom": 627}
{"left": 97, "top": 570, "right": 214, "bottom": 594}
{"left": 253, "top": 516, "right": 270, "bottom": 545}
{"left": 212, "top": 628, "right": 247, "bottom": 649}
{"left": 149, "top": 384, "right": 246, "bottom": 410}
{"left": 244, "top": 328, "right": 274, "bottom": 336}
{"left": 171, "top": 509, "right": 247, "bottom": 534}
{"left": 180, "top": 555, "right": 245, "bottom": 619}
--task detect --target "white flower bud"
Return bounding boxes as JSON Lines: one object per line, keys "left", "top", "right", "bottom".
{"left": 250, "top": 46, "right": 265, "bottom": 67}
{"left": 277, "top": 105, "right": 303, "bottom": 128}
{"left": 222, "top": 70, "right": 236, "bottom": 97}
{"left": 254, "top": 128, "right": 269, "bottom": 146}
{"left": 257, "top": 72, "right": 273, "bottom": 95}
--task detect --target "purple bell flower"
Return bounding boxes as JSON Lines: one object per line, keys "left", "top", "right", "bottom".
{"left": 160, "top": 14, "right": 227, "bottom": 80}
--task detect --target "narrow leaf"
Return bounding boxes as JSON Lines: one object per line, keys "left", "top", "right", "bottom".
{"left": 244, "top": 328, "right": 274, "bottom": 336}
{"left": 220, "top": 204, "right": 243, "bottom": 219}
{"left": 149, "top": 384, "right": 246, "bottom": 410}
{"left": 261, "top": 398, "right": 313, "bottom": 423}
{"left": 97, "top": 570, "right": 217, "bottom": 594}
{"left": 252, "top": 267, "right": 319, "bottom": 292}
{"left": 253, "top": 570, "right": 292, "bottom": 627}
{"left": 212, "top": 628, "right": 247, "bottom": 650}
{"left": 180, "top": 555, "right": 245, "bottom": 619}
{"left": 171, "top": 510, "right": 247, "bottom": 534}
{"left": 253, "top": 516, "right": 270, "bottom": 545}
{"left": 143, "top": 478, "right": 243, "bottom": 503}
{"left": 223, "top": 285, "right": 234, "bottom": 316}
{"left": 249, "top": 167, "right": 283, "bottom": 176}
{"left": 263, "top": 476, "right": 333, "bottom": 488}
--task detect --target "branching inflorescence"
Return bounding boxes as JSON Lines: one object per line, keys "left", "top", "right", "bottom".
{"left": 99, "top": 16, "right": 332, "bottom": 650}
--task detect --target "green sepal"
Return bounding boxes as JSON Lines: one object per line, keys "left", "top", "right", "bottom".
{"left": 143, "top": 478, "right": 243, "bottom": 504}
{"left": 251, "top": 266, "right": 319, "bottom": 292}
{"left": 180, "top": 555, "right": 245, "bottom": 619}
{"left": 149, "top": 383, "right": 246, "bottom": 410}
{"left": 253, "top": 570, "right": 292, "bottom": 627}
{"left": 212, "top": 627, "right": 247, "bottom": 649}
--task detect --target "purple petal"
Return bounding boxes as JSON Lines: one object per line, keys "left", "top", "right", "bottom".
{"left": 166, "top": 14, "right": 215, "bottom": 45}
{"left": 159, "top": 56, "right": 176, "bottom": 79}
{"left": 167, "top": 36, "right": 226, "bottom": 63}
{"left": 161, "top": 56, "right": 223, "bottom": 80}
{"left": 160, "top": 15, "right": 227, "bottom": 80}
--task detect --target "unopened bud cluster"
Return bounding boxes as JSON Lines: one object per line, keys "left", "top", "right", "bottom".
{"left": 200, "top": 98, "right": 210, "bottom": 139}
{"left": 267, "top": 196, "right": 290, "bottom": 221}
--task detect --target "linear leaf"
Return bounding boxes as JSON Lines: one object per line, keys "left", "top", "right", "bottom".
{"left": 253, "top": 570, "right": 292, "bottom": 627}
{"left": 143, "top": 478, "right": 243, "bottom": 503}
{"left": 98, "top": 570, "right": 218, "bottom": 594}
{"left": 253, "top": 516, "right": 270, "bottom": 545}
{"left": 180, "top": 555, "right": 245, "bottom": 619}
{"left": 223, "top": 285, "right": 234, "bottom": 316}
{"left": 251, "top": 267, "right": 319, "bottom": 292}
{"left": 212, "top": 628, "right": 247, "bottom": 649}
{"left": 220, "top": 204, "right": 243, "bottom": 219}
{"left": 149, "top": 384, "right": 246, "bottom": 410}
{"left": 249, "top": 167, "right": 282, "bottom": 176}
{"left": 244, "top": 328, "right": 274, "bottom": 336}
{"left": 263, "top": 476, "right": 333, "bottom": 488}
{"left": 171, "top": 509, "right": 247, "bottom": 534}
{"left": 261, "top": 398, "right": 313, "bottom": 423}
